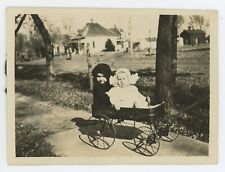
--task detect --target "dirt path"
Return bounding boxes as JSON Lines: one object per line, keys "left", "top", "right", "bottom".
{"left": 16, "top": 92, "right": 90, "bottom": 134}
{"left": 16, "top": 93, "right": 209, "bottom": 157}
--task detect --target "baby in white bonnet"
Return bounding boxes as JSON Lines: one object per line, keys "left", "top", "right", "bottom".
{"left": 106, "top": 68, "right": 162, "bottom": 110}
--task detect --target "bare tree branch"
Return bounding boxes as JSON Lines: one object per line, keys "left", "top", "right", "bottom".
{"left": 31, "top": 14, "right": 51, "bottom": 45}
{"left": 15, "top": 14, "right": 26, "bottom": 35}
{"left": 15, "top": 14, "right": 21, "bottom": 23}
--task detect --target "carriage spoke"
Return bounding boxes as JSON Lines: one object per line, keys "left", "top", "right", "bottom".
{"left": 133, "top": 126, "right": 160, "bottom": 156}
{"left": 151, "top": 145, "right": 156, "bottom": 154}
{"left": 86, "top": 116, "right": 116, "bottom": 149}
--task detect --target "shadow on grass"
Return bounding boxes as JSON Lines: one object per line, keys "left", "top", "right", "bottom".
{"left": 15, "top": 64, "right": 206, "bottom": 92}
{"left": 16, "top": 64, "right": 48, "bottom": 80}
{"left": 56, "top": 72, "right": 90, "bottom": 91}
{"left": 15, "top": 64, "right": 91, "bottom": 91}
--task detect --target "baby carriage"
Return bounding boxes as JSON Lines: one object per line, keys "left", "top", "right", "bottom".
{"left": 82, "top": 101, "right": 180, "bottom": 157}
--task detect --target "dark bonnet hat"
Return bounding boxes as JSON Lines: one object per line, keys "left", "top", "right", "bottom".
{"left": 92, "top": 63, "right": 112, "bottom": 79}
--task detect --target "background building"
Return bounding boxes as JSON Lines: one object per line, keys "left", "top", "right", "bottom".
{"left": 68, "top": 20, "right": 118, "bottom": 54}
{"left": 180, "top": 26, "right": 206, "bottom": 45}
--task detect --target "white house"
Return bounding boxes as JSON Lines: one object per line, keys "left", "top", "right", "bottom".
{"left": 69, "top": 21, "right": 118, "bottom": 54}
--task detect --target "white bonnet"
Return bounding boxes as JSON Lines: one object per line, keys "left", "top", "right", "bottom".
{"left": 109, "top": 68, "right": 139, "bottom": 86}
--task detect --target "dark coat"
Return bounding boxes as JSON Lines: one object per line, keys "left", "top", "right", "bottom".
{"left": 93, "top": 83, "right": 112, "bottom": 109}
{"left": 92, "top": 63, "right": 112, "bottom": 110}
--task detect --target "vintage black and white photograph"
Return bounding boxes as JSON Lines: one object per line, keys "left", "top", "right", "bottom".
{"left": 7, "top": 8, "right": 218, "bottom": 164}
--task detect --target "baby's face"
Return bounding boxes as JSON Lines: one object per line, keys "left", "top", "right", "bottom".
{"left": 117, "top": 72, "right": 129, "bottom": 88}
{"left": 96, "top": 73, "right": 107, "bottom": 84}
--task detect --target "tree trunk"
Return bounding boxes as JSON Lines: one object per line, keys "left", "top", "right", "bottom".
{"left": 86, "top": 44, "right": 93, "bottom": 90}
{"left": 31, "top": 14, "right": 55, "bottom": 80}
{"left": 155, "top": 15, "right": 177, "bottom": 113}
{"left": 86, "top": 55, "right": 93, "bottom": 91}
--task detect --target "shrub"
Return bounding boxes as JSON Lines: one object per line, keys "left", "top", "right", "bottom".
{"left": 105, "top": 39, "right": 115, "bottom": 51}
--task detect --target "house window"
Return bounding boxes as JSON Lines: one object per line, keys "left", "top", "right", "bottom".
{"left": 93, "top": 41, "right": 95, "bottom": 48}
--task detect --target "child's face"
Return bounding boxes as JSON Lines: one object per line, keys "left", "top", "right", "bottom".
{"left": 117, "top": 72, "right": 129, "bottom": 88}
{"left": 96, "top": 73, "right": 107, "bottom": 84}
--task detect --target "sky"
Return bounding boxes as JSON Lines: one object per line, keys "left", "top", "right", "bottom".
{"left": 40, "top": 9, "right": 160, "bottom": 40}
{"left": 19, "top": 8, "right": 210, "bottom": 41}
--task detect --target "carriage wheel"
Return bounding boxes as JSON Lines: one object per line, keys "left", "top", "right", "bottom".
{"left": 134, "top": 126, "right": 160, "bottom": 156}
{"left": 157, "top": 115, "right": 180, "bottom": 142}
{"left": 86, "top": 116, "right": 116, "bottom": 149}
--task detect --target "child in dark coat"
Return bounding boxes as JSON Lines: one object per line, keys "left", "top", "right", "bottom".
{"left": 92, "top": 63, "right": 112, "bottom": 111}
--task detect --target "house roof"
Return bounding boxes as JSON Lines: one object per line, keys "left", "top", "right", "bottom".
{"left": 109, "top": 27, "right": 121, "bottom": 37}
{"left": 77, "top": 22, "right": 117, "bottom": 37}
